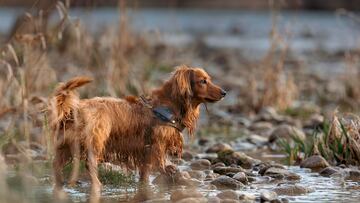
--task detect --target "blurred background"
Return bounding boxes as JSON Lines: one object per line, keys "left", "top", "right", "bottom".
{"left": 1, "top": 0, "right": 360, "bottom": 202}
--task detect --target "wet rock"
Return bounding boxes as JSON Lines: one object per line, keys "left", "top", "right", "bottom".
{"left": 210, "top": 175, "right": 244, "bottom": 189}
{"left": 142, "top": 198, "right": 168, "bottom": 203}
{"left": 264, "top": 167, "right": 301, "bottom": 180}
{"left": 273, "top": 185, "right": 314, "bottom": 196}
{"left": 212, "top": 162, "right": 226, "bottom": 168}
{"left": 205, "top": 173, "right": 217, "bottom": 181}
{"left": 239, "top": 193, "right": 256, "bottom": 201}
{"left": 206, "top": 143, "right": 233, "bottom": 153}
{"left": 347, "top": 170, "right": 360, "bottom": 181}
{"left": 300, "top": 155, "right": 329, "bottom": 170}
{"left": 216, "top": 190, "right": 239, "bottom": 200}
{"left": 190, "top": 159, "right": 211, "bottom": 170}
{"left": 153, "top": 171, "right": 200, "bottom": 186}
{"left": 170, "top": 189, "right": 204, "bottom": 202}
{"left": 217, "top": 150, "right": 260, "bottom": 169}
{"left": 281, "top": 198, "right": 290, "bottom": 203}
{"left": 182, "top": 151, "right": 194, "bottom": 161}
{"left": 207, "top": 196, "right": 221, "bottom": 203}
{"left": 232, "top": 172, "right": 248, "bottom": 184}
{"left": 176, "top": 197, "right": 207, "bottom": 203}
{"left": 188, "top": 170, "right": 206, "bottom": 181}
{"left": 196, "top": 153, "right": 218, "bottom": 163}
{"left": 198, "top": 137, "right": 210, "bottom": 146}
{"left": 258, "top": 163, "right": 286, "bottom": 176}
{"left": 319, "top": 167, "right": 339, "bottom": 177}
{"left": 213, "top": 167, "right": 245, "bottom": 175}
{"left": 260, "top": 190, "right": 278, "bottom": 201}
{"left": 269, "top": 124, "right": 306, "bottom": 143}
{"left": 219, "top": 199, "right": 240, "bottom": 203}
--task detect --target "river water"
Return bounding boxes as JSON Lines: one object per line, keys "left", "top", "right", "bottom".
{"left": 1, "top": 7, "right": 360, "bottom": 202}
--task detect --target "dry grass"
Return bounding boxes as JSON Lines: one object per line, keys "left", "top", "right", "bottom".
{"left": 244, "top": 2, "right": 298, "bottom": 112}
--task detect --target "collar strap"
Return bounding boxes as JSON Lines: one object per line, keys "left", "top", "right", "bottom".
{"left": 139, "top": 95, "right": 185, "bottom": 132}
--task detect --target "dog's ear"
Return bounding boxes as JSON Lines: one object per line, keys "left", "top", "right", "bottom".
{"left": 171, "top": 65, "right": 194, "bottom": 100}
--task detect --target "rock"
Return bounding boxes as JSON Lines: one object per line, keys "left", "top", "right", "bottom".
{"left": 300, "top": 155, "right": 329, "bottom": 170}
{"left": 256, "top": 107, "right": 283, "bottom": 122}
{"left": 258, "top": 163, "right": 286, "bottom": 176}
{"left": 273, "top": 185, "right": 314, "bottom": 196}
{"left": 232, "top": 172, "right": 248, "bottom": 184}
{"left": 246, "top": 134, "right": 268, "bottom": 146}
{"left": 304, "top": 114, "right": 324, "bottom": 129}
{"left": 188, "top": 170, "right": 206, "bottom": 181}
{"left": 182, "top": 151, "right": 194, "bottom": 161}
{"left": 260, "top": 190, "right": 278, "bottom": 201}
{"left": 206, "top": 143, "right": 233, "bottom": 153}
{"left": 198, "top": 137, "right": 210, "bottom": 146}
{"left": 213, "top": 167, "right": 245, "bottom": 175}
{"left": 217, "top": 151, "right": 260, "bottom": 169}
{"left": 190, "top": 159, "right": 211, "bottom": 170}
{"left": 269, "top": 124, "right": 306, "bottom": 143}
{"left": 264, "top": 167, "right": 301, "bottom": 180}
{"left": 319, "top": 167, "right": 339, "bottom": 177}
{"left": 347, "top": 170, "right": 360, "bottom": 181}
{"left": 239, "top": 193, "right": 256, "bottom": 201}
{"left": 249, "top": 121, "right": 273, "bottom": 132}
{"left": 218, "top": 199, "right": 240, "bottom": 203}
{"left": 175, "top": 197, "right": 207, "bottom": 203}
{"left": 281, "top": 198, "right": 290, "bottom": 203}
{"left": 211, "top": 162, "right": 226, "bottom": 168}
{"left": 232, "top": 141, "right": 257, "bottom": 151}
{"left": 170, "top": 189, "right": 204, "bottom": 202}
{"left": 205, "top": 173, "right": 217, "bottom": 181}
{"left": 207, "top": 197, "right": 221, "bottom": 203}
{"left": 216, "top": 190, "right": 239, "bottom": 200}
{"left": 152, "top": 171, "right": 200, "bottom": 186}
{"left": 142, "top": 198, "right": 168, "bottom": 203}
{"left": 210, "top": 175, "right": 244, "bottom": 190}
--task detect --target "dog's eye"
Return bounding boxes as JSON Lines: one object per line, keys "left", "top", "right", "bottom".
{"left": 200, "top": 79, "right": 207, "bottom": 84}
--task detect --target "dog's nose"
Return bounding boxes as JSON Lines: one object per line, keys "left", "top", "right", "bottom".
{"left": 221, "top": 89, "right": 227, "bottom": 97}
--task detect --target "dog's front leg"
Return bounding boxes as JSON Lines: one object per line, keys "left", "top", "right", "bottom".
{"left": 139, "top": 146, "right": 152, "bottom": 183}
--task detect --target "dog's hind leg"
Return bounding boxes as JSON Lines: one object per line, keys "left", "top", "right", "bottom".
{"left": 53, "top": 145, "right": 71, "bottom": 198}
{"left": 68, "top": 139, "right": 80, "bottom": 187}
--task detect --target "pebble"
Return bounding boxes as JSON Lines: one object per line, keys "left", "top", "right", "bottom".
{"left": 190, "top": 159, "right": 211, "bottom": 170}
{"left": 273, "top": 185, "right": 314, "bottom": 196}
{"left": 170, "top": 189, "right": 203, "bottom": 202}
{"left": 260, "top": 190, "right": 278, "bottom": 201}
{"left": 210, "top": 175, "right": 244, "bottom": 189}
{"left": 300, "top": 155, "right": 329, "bottom": 170}
{"left": 216, "top": 190, "right": 239, "bottom": 200}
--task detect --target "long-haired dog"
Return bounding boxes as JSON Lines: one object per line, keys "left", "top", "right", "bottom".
{"left": 50, "top": 65, "right": 226, "bottom": 196}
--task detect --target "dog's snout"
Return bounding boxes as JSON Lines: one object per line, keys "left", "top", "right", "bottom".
{"left": 220, "top": 89, "right": 227, "bottom": 97}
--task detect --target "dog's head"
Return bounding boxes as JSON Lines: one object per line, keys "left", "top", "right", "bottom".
{"left": 170, "top": 65, "right": 226, "bottom": 106}
{"left": 166, "top": 65, "right": 225, "bottom": 135}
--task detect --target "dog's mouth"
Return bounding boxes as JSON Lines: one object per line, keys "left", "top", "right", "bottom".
{"left": 205, "top": 97, "right": 221, "bottom": 103}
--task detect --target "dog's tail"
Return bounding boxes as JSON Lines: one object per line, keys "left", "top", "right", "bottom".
{"left": 49, "top": 76, "right": 93, "bottom": 129}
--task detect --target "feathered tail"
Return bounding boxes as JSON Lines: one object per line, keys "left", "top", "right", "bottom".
{"left": 49, "top": 76, "right": 92, "bottom": 129}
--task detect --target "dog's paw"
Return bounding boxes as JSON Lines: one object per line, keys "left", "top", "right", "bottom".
{"left": 53, "top": 187, "right": 68, "bottom": 200}
{"left": 165, "top": 165, "right": 178, "bottom": 176}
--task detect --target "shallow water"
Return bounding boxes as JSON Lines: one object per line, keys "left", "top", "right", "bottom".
{"left": 20, "top": 164, "right": 359, "bottom": 203}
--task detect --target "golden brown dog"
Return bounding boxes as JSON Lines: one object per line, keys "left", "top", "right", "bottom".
{"left": 50, "top": 65, "right": 226, "bottom": 196}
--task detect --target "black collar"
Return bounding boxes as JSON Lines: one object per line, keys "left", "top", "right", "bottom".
{"left": 140, "top": 95, "right": 185, "bottom": 132}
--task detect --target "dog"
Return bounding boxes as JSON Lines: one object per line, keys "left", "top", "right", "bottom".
{"left": 49, "top": 65, "right": 226, "bottom": 196}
